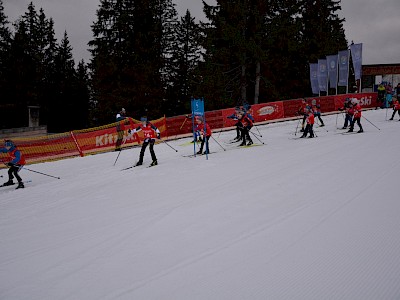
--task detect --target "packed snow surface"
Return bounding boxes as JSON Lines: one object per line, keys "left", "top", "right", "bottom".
{"left": 1, "top": 109, "right": 400, "bottom": 300}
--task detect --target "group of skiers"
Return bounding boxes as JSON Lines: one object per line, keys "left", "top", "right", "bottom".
{"left": 337, "top": 98, "right": 364, "bottom": 132}
{"left": 227, "top": 104, "right": 255, "bottom": 146}
{"left": 2, "top": 95, "right": 399, "bottom": 189}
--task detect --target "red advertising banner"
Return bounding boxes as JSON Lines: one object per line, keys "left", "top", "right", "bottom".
{"left": 1, "top": 94, "right": 379, "bottom": 167}
{"left": 252, "top": 102, "right": 285, "bottom": 122}
{"left": 333, "top": 93, "right": 377, "bottom": 110}
{"left": 283, "top": 98, "right": 304, "bottom": 118}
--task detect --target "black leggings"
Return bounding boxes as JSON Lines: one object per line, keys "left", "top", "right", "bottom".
{"left": 350, "top": 117, "right": 362, "bottom": 130}
{"left": 391, "top": 109, "right": 400, "bottom": 119}
{"left": 8, "top": 165, "right": 23, "bottom": 183}
{"left": 139, "top": 139, "right": 156, "bottom": 162}
{"left": 199, "top": 136, "right": 210, "bottom": 153}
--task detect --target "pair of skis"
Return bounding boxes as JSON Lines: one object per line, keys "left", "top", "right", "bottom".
{"left": 0, "top": 180, "right": 32, "bottom": 189}
{"left": 121, "top": 163, "right": 157, "bottom": 171}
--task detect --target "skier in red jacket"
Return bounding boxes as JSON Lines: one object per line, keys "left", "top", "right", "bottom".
{"left": 389, "top": 97, "right": 400, "bottom": 120}
{"left": 236, "top": 110, "right": 254, "bottom": 146}
{"left": 194, "top": 116, "right": 212, "bottom": 154}
{"left": 0, "top": 140, "right": 26, "bottom": 189}
{"left": 129, "top": 117, "right": 160, "bottom": 166}
{"left": 300, "top": 108, "right": 315, "bottom": 138}
{"left": 348, "top": 99, "right": 363, "bottom": 133}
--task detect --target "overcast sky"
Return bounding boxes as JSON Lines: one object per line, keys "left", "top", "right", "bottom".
{"left": 3, "top": 0, "right": 400, "bottom": 65}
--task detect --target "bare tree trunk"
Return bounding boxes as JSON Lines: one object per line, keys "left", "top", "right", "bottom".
{"left": 241, "top": 63, "right": 246, "bottom": 102}
{"left": 254, "top": 61, "right": 260, "bottom": 104}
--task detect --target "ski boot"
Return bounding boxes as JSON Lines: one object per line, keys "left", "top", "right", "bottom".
{"left": 135, "top": 161, "right": 143, "bottom": 166}
{"left": 16, "top": 182, "right": 24, "bottom": 189}
{"left": 196, "top": 150, "right": 203, "bottom": 155}
{"left": 2, "top": 180, "right": 14, "bottom": 186}
{"left": 357, "top": 129, "right": 364, "bottom": 133}
{"left": 150, "top": 160, "right": 158, "bottom": 167}
{"left": 247, "top": 140, "right": 253, "bottom": 146}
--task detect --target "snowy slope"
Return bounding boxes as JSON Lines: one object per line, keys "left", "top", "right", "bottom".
{"left": 1, "top": 109, "right": 400, "bottom": 300}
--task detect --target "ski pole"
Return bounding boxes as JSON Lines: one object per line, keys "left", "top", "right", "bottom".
{"left": 316, "top": 119, "right": 328, "bottom": 132}
{"left": 294, "top": 116, "right": 302, "bottom": 136}
{"left": 23, "top": 167, "right": 61, "bottom": 179}
{"left": 217, "top": 128, "right": 224, "bottom": 139}
{"left": 336, "top": 113, "right": 339, "bottom": 128}
{"left": 179, "top": 117, "right": 188, "bottom": 130}
{"left": 362, "top": 116, "right": 380, "bottom": 130}
{"left": 160, "top": 139, "right": 178, "bottom": 152}
{"left": 211, "top": 136, "right": 226, "bottom": 151}
{"left": 254, "top": 124, "right": 263, "bottom": 137}
{"left": 113, "top": 136, "right": 130, "bottom": 166}
{"left": 250, "top": 131, "right": 265, "bottom": 144}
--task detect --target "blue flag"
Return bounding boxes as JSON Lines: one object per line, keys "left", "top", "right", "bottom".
{"left": 309, "top": 63, "right": 319, "bottom": 95}
{"left": 338, "top": 50, "right": 349, "bottom": 87}
{"left": 317, "top": 59, "right": 328, "bottom": 92}
{"left": 326, "top": 54, "right": 338, "bottom": 89}
{"left": 350, "top": 43, "right": 363, "bottom": 80}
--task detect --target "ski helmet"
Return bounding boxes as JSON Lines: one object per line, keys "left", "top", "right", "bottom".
{"left": 4, "top": 140, "right": 14, "bottom": 148}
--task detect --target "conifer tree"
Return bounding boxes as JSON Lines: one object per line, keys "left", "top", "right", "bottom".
{"left": 0, "top": 0, "right": 13, "bottom": 128}
{"left": 165, "top": 10, "right": 202, "bottom": 116}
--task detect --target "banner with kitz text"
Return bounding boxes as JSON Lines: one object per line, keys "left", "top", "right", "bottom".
{"left": 350, "top": 43, "right": 363, "bottom": 80}
{"left": 327, "top": 54, "right": 338, "bottom": 88}
{"left": 309, "top": 63, "right": 319, "bottom": 94}
{"left": 338, "top": 50, "right": 349, "bottom": 87}
{"left": 317, "top": 59, "right": 328, "bottom": 92}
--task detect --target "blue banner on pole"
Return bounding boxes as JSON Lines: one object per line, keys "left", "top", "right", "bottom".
{"left": 317, "top": 59, "right": 328, "bottom": 92}
{"left": 309, "top": 63, "right": 319, "bottom": 95}
{"left": 338, "top": 50, "right": 349, "bottom": 87}
{"left": 190, "top": 98, "right": 208, "bottom": 158}
{"left": 350, "top": 43, "right": 363, "bottom": 80}
{"left": 191, "top": 98, "right": 205, "bottom": 117}
{"left": 326, "top": 54, "right": 338, "bottom": 89}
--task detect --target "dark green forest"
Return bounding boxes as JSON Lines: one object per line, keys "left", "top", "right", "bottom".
{"left": 0, "top": 0, "right": 347, "bottom": 132}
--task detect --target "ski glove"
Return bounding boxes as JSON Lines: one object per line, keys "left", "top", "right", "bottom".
{"left": 157, "top": 133, "right": 161, "bottom": 139}
{"left": 6, "top": 162, "right": 14, "bottom": 167}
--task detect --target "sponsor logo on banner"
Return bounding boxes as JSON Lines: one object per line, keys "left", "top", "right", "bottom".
{"left": 340, "top": 55, "right": 347, "bottom": 65}
{"left": 258, "top": 106, "right": 275, "bottom": 116}
{"left": 95, "top": 131, "right": 135, "bottom": 147}
{"left": 359, "top": 96, "right": 372, "bottom": 106}
{"left": 330, "top": 61, "right": 336, "bottom": 69}
{"left": 312, "top": 71, "right": 317, "bottom": 78}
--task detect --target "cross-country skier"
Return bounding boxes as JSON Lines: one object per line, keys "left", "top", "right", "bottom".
{"left": 129, "top": 117, "right": 160, "bottom": 167}
{"left": 389, "top": 97, "right": 400, "bottom": 121}
{"left": 0, "top": 140, "right": 26, "bottom": 189}
{"left": 236, "top": 110, "right": 253, "bottom": 146}
{"left": 115, "top": 108, "right": 135, "bottom": 151}
{"left": 312, "top": 102, "right": 325, "bottom": 127}
{"left": 194, "top": 116, "right": 212, "bottom": 154}
{"left": 298, "top": 99, "right": 310, "bottom": 132}
{"left": 348, "top": 99, "right": 363, "bottom": 133}
{"left": 300, "top": 108, "right": 315, "bottom": 138}
{"left": 227, "top": 106, "right": 242, "bottom": 141}
{"left": 338, "top": 98, "right": 353, "bottom": 129}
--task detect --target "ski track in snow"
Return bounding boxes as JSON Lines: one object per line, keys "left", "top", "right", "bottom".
{"left": 1, "top": 109, "right": 400, "bottom": 300}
